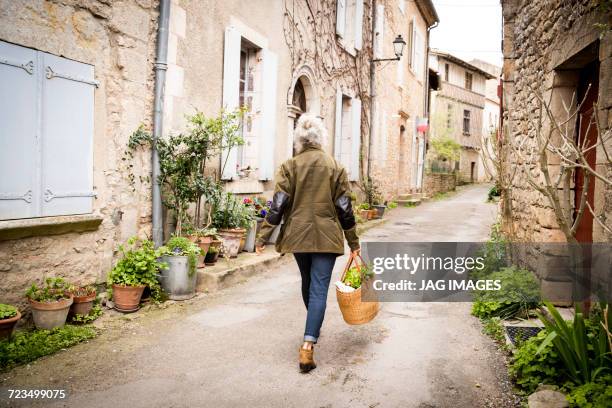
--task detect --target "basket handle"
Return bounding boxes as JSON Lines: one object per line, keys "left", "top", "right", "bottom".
{"left": 340, "top": 252, "right": 368, "bottom": 282}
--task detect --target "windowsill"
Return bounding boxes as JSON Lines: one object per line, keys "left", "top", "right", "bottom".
{"left": 0, "top": 214, "right": 103, "bottom": 241}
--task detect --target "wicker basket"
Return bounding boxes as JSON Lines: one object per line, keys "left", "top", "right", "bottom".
{"left": 336, "top": 253, "right": 379, "bottom": 325}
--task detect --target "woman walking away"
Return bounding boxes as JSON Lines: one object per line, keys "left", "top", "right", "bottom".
{"left": 256, "top": 114, "right": 360, "bottom": 373}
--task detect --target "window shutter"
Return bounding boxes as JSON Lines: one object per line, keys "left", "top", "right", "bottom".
{"left": 258, "top": 49, "right": 278, "bottom": 181}
{"left": 0, "top": 41, "right": 38, "bottom": 220}
{"left": 350, "top": 97, "right": 361, "bottom": 181}
{"left": 221, "top": 26, "right": 241, "bottom": 180}
{"left": 336, "top": 0, "right": 346, "bottom": 38}
{"left": 41, "top": 52, "right": 95, "bottom": 217}
{"left": 410, "top": 17, "right": 417, "bottom": 70}
{"left": 374, "top": 4, "right": 384, "bottom": 59}
{"left": 334, "top": 87, "right": 343, "bottom": 161}
{"left": 354, "top": 0, "right": 364, "bottom": 51}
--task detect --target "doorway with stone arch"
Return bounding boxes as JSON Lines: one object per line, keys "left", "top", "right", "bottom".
{"left": 287, "top": 67, "right": 320, "bottom": 157}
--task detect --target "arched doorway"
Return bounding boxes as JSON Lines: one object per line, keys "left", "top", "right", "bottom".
{"left": 287, "top": 69, "right": 320, "bottom": 157}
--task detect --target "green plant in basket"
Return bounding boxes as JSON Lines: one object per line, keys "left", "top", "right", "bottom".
{"left": 343, "top": 264, "right": 373, "bottom": 289}
{"left": 0, "top": 304, "right": 17, "bottom": 320}
{"left": 107, "top": 237, "right": 167, "bottom": 301}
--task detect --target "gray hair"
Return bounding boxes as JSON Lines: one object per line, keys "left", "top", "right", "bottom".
{"left": 294, "top": 113, "right": 328, "bottom": 153}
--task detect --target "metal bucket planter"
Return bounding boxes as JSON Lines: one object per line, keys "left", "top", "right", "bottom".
{"left": 373, "top": 205, "right": 386, "bottom": 219}
{"left": 29, "top": 297, "right": 73, "bottom": 330}
{"left": 112, "top": 284, "right": 145, "bottom": 313}
{"left": 243, "top": 220, "right": 257, "bottom": 252}
{"left": 0, "top": 310, "right": 21, "bottom": 340}
{"left": 160, "top": 255, "right": 197, "bottom": 300}
{"left": 218, "top": 229, "right": 243, "bottom": 258}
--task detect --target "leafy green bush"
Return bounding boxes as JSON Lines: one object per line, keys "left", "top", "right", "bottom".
{"left": 509, "top": 329, "right": 563, "bottom": 394}
{"left": 536, "top": 303, "right": 611, "bottom": 385}
{"left": 470, "top": 222, "right": 508, "bottom": 281}
{"left": 107, "top": 237, "right": 167, "bottom": 301}
{"left": 471, "top": 267, "right": 540, "bottom": 319}
{"left": 212, "top": 192, "right": 254, "bottom": 230}
{"left": 566, "top": 375, "right": 612, "bottom": 408}
{"left": 0, "top": 326, "right": 97, "bottom": 371}
{"left": 25, "top": 277, "right": 72, "bottom": 303}
{"left": 487, "top": 184, "right": 501, "bottom": 201}
{"left": 387, "top": 201, "right": 398, "bottom": 209}
{"left": 166, "top": 236, "right": 201, "bottom": 277}
{"left": 0, "top": 304, "right": 17, "bottom": 320}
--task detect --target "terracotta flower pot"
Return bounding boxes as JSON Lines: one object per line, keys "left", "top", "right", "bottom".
{"left": 28, "top": 296, "right": 74, "bottom": 330}
{"left": 196, "top": 236, "right": 213, "bottom": 268}
{"left": 70, "top": 291, "right": 96, "bottom": 317}
{"left": 368, "top": 209, "right": 378, "bottom": 220}
{"left": 218, "top": 229, "right": 244, "bottom": 258}
{"left": 0, "top": 310, "right": 21, "bottom": 340}
{"left": 358, "top": 209, "right": 370, "bottom": 220}
{"left": 112, "top": 284, "right": 145, "bottom": 313}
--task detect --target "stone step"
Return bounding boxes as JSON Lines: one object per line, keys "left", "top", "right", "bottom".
{"left": 397, "top": 193, "right": 422, "bottom": 201}
{"left": 396, "top": 198, "right": 422, "bottom": 206}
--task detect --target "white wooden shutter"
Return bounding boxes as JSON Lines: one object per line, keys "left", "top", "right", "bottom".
{"left": 221, "top": 26, "right": 241, "bottom": 180}
{"left": 336, "top": 0, "right": 346, "bottom": 38}
{"left": 415, "top": 31, "right": 423, "bottom": 78}
{"left": 374, "top": 4, "right": 384, "bottom": 59}
{"left": 258, "top": 49, "right": 278, "bottom": 181}
{"left": 41, "top": 52, "right": 95, "bottom": 217}
{"left": 354, "top": 0, "right": 364, "bottom": 51}
{"left": 350, "top": 97, "right": 361, "bottom": 181}
{"left": 408, "top": 18, "right": 414, "bottom": 68}
{"left": 0, "top": 41, "right": 38, "bottom": 220}
{"left": 334, "top": 87, "right": 343, "bottom": 161}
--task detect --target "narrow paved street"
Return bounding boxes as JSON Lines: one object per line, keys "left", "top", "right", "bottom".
{"left": 2, "top": 184, "right": 518, "bottom": 408}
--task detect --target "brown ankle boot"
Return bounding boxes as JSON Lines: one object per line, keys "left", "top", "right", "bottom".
{"left": 299, "top": 346, "right": 316, "bottom": 373}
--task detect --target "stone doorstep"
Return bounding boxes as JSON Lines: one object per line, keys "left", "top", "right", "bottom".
{"left": 196, "top": 216, "right": 389, "bottom": 293}
{"left": 396, "top": 198, "right": 422, "bottom": 206}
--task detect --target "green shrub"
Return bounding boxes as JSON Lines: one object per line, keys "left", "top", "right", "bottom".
{"left": 25, "top": 277, "right": 71, "bottom": 303}
{"left": 0, "top": 326, "right": 97, "bottom": 371}
{"left": 566, "top": 375, "right": 612, "bottom": 408}
{"left": 488, "top": 185, "right": 501, "bottom": 201}
{"left": 471, "top": 267, "right": 540, "bottom": 319}
{"left": 387, "top": 201, "right": 398, "bottom": 209}
{"left": 509, "top": 329, "right": 563, "bottom": 394}
{"left": 470, "top": 222, "right": 508, "bottom": 281}
{"left": 0, "top": 304, "right": 17, "bottom": 320}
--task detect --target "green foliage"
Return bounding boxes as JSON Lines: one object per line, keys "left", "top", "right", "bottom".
{"left": 166, "top": 236, "right": 201, "bottom": 277}
{"left": 536, "top": 303, "right": 612, "bottom": 385}
{"left": 0, "top": 325, "right": 97, "bottom": 371}
{"left": 481, "top": 317, "right": 510, "bottom": 352}
{"left": 387, "top": 201, "right": 398, "bottom": 209}
{"left": 566, "top": 375, "right": 612, "bottom": 408}
{"left": 357, "top": 203, "right": 371, "bottom": 210}
{"left": 207, "top": 245, "right": 219, "bottom": 254}
{"left": 430, "top": 135, "right": 461, "bottom": 162}
{"left": 0, "top": 304, "right": 17, "bottom": 320}
{"left": 107, "top": 237, "right": 167, "bottom": 302}
{"left": 212, "top": 192, "right": 254, "bottom": 230}
{"left": 470, "top": 222, "right": 508, "bottom": 281}
{"left": 359, "top": 177, "right": 382, "bottom": 206}
{"left": 71, "top": 303, "right": 103, "bottom": 324}
{"left": 343, "top": 264, "right": 373, "bottom": 289}
{"left": 432, "top": 191, "right": 451, "bottom": 201}
{"left": 488, "top": 184, "right": 501, "bottom": 201}
{"left": 25, "top": 277, "right": 71, "bottom": 303}
{"left": 509, "top": 329, "right": 563, "bottom": 394}
{"left": 68, "top": 285, "right": 96, "bottom": 298}
{"left": 471, "top": 267, "right": 540, "bottom": 319}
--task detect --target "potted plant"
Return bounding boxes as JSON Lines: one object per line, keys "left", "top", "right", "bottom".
{"left": 204, "top": 244, "right": 220, "bottom": 265}
{"left": 68, "top": 284, "right": 97, "bottom": 318}
{"left": 372, "top": 201, "right": 387, "bottom": 219}
{"left": 25, "top": 277, "right": 73, "bottom": 330}
{"left": 359, "top": 177, "right": 383, "bottom": 219}
{"left": 107, "top": 237, "right": 167, "bottom": 313}
{"left": 194, "top": 227, "right": 217, "bottom": 267}
{"left": 357, "top": 203, "right": 371, "bottom": 220}
{"left": 0, "top": 304, "right": 21, "bottom": 340}
{"left": 159, "top": 236, "right": 201, "bottom": 300}
{"left": 213, "top": 192, "right": 253, "bottom": 257}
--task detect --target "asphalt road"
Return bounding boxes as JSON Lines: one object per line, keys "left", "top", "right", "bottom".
{"left": 1, "top": 184, "right": 520, "bottom": 408}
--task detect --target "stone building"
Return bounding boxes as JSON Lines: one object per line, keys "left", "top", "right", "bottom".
{"left": 0, "top": 0, "right": 159, "bottom": 306}
{"left": 500, "top": 0, "right": 612, "bottom": 244}
{"left": 428, "top": 50, "right": 495, "bottom": 183}
{"left": 367, "top": 0, "right": 439, "bottom": 200}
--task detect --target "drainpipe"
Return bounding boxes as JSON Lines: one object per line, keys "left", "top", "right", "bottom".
{"left": 367, "top": 0, "right": 377, "bottom": 180}
{"left": 419, "top": 20, "right": 438, "bottom": 190}
{"left": 152, "top": 0, "right": 171, "bottom": 247}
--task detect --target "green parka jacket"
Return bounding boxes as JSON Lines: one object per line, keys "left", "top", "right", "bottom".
{"left": 256, "top": 146, "right": 359, "bottom": 255}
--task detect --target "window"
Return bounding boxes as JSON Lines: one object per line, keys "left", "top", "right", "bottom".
{"left": 336, "top": 0, "right": 364, "bottom": 51}
{"left": 447, "top": 104, "right": 453, "bottom": 129}
{"left": 463, "top": 110, "right": 471, "bottom": 135}
{"left": 444, "top": 63, "right": 449, "bottom": 82}
{"left": 0, "top": 41, "right": 95, "bottom": 220}
{"left": 222, "top": 26, "right": 278, "bottom": 181}
{"left": 334, "top": 88, "right": 361, "bottom": 181}
{"left": 465, "top": 71, "right": 473, "bottom": 91}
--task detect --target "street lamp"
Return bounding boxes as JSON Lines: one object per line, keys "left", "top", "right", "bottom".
{"left": 373, "top": 34, "right": 406, "bottom": 62}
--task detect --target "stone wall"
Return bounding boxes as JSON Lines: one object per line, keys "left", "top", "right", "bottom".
{"left": 501, "top": 0, "right": 612, "bottom": 243}
{"left": 423, "top": 172, "right": 456, "bottom": 197}
{"left": 0, "top": 0, "right": 158, "bottom": 308}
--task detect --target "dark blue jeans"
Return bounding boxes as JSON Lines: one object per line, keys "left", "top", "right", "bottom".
{"left": 293, "top": 253, "right": 337, "bottom": 343}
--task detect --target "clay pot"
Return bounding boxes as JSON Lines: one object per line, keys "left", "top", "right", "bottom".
{"left": 197, "top": 236, "right": 213, "bottom": 267}
{"left": 218, "top": 229, "right": 244, "bottom": 258}
{"left": 359, "top": 209, "right": 370, "bottom": 220}
{"left": 70, "top": 290, "right": 96, "bottom": 317}
{"left": 29, "top": 296, "right": 74, "bottom": 330}
{"left": 368, "top": 209, "right": 378, "bottom": 220}
{"left": 112, "top": 284, "right": 145, "bottom": 313}
{"left": 0, "top": 310, "right": 21, "bottom": 340}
